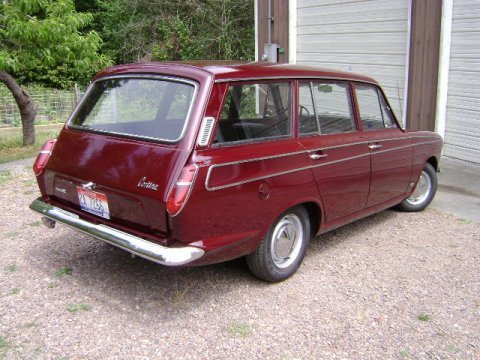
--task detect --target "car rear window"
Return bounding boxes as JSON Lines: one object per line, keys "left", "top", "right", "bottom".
{"left": 70, "top": 76, "right": 197, "bottom": 142}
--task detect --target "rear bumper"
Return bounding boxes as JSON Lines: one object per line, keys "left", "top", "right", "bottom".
{"left": 29, "top": 198, "right": 204, "bottom": 266}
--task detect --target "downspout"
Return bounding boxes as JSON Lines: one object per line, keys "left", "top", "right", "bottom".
{"left": 435, "top": 0, "right": 453, "bottom": 139}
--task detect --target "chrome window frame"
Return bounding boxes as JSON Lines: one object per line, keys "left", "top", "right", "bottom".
{"left": 67, "top": 74, "right": 199, "bottom": 144}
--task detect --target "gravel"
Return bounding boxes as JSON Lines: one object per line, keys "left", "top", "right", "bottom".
{"left": 1, "top": 164, "right": 479, "bottom": 359}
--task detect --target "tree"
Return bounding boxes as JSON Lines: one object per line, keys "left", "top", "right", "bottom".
{"left": 0, "top": 0, "right": 111, "bottom": 145}
{"left": 94, "top": 0, "right": 254, "bottom": 64}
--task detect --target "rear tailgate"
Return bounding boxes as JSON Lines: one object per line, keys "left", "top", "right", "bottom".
{"left": 43, "top": 128, "right": 189, "bottom": 234}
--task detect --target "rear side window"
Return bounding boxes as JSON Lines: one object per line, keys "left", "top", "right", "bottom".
{"left": 70, "top": 77, "right": 196, "bottom": 142}
{"left": 355, "top": 84, "right": 397, "bottom": 130}
{"left": 298, "top": 81, "right": 355, "bottom": 135}
{"left": 214, "top": 82, "right": 291, "bottom": 144}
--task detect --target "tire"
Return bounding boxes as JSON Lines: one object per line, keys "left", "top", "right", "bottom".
{"left": 246, "top": 206, "right": 311, "bottom": 282}
{"left": 396, "top": 162, "right": 437, "bottom": 212}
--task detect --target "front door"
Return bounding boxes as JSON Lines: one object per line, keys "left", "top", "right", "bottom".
{"left": 353, "top": 83, "right": 412, "bottom": 208}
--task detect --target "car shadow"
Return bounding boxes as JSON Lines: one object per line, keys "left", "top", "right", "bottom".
{"left": 29, "top": 209, "right": 398, "bottom": 318}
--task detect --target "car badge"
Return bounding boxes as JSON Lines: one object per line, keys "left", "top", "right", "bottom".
{"left": 137, "top": 177, "right": 159, "bottom": 191}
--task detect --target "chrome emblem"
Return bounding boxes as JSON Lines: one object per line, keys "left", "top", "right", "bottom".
{"left": 81, "top": 182, "right": 96, "bottom": 190}
{"left": 55, "top": 187, "right": 67, "bottom": 194}
{"left": 137, "top": 177, "right": 159, "bottom": 191}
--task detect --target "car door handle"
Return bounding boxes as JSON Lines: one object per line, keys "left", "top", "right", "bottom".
{"left": 368, "top": 144, "right": 382, "bottom": 150}
{"left": 309, "top": 153, "right": 328, "bottom": 160}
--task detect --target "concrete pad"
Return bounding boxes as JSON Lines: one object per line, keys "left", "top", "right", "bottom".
{"left": 431, "top": 156, "right": 480, "bottom": 223}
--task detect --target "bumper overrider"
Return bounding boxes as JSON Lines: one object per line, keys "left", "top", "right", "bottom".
{"left": 29, "top": 199, "right": 204, "bottom": 266}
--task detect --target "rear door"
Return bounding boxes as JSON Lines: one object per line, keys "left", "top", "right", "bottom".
{"left": 353, "top": 83, "right": 412, "bottom": 208}
{"left": 297, "top": 80, "right": 370, "bottom": 223}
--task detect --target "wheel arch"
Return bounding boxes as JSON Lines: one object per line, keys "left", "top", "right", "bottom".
{"left": 277, "top": 200, "right": 323, "bottom": 237}
{"left": 426, "top": 156, "right": 439, "bottom": 171}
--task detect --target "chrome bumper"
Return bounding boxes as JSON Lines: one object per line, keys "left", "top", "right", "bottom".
{"left": 29, "top": 199, "right": 204, "bottom": 266}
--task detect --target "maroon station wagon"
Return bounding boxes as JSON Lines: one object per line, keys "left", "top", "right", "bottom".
{"left": 30, "top": 62, "right": 443, "bottom": 282}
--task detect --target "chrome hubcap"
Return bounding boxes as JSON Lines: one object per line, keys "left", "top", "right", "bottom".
{"left": 271, "top": 214, "right": 303, "bottom": 268}
{"left": 406, "top": 170, "right": 432, "bottom": 206}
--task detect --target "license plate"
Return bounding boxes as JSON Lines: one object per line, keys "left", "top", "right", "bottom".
{"left": 77, "top": 187, "right": 110, "bottom": 219}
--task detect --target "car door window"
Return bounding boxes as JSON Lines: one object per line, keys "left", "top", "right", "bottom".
{"left": 298, "top": 83, "right": 318, "bottom": 135}
{"left": 355, "top": 84, "right": 397, "bottom": 130}
{"left": 214, "top": 82, "right": 291, "bottom": 144}
{"left": 311, "top": 82, "right": 355, "bottom": 134}
{"left": 298, "top": 81, "right": 355, "bottom": 135}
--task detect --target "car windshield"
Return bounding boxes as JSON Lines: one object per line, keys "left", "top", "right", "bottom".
{"left": 70, "top": 77, "right": 197, "bottom": 142}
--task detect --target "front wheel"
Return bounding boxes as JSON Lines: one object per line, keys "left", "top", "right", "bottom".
{"left": 396, "top": 162, "right": 437, "bottom": 212}
{"left": 246, "top": 206, "right": 311, "bottom": 282}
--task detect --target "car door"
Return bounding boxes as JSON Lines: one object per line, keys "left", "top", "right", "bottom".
{"left": 297, "top": 80, "right": 371, "bottom": 224}
{"left": 353, "top": 83, "right": 413, "bottom": 208}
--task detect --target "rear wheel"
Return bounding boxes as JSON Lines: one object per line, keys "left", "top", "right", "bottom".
{"left": 396, "top": 163, "right": 437, "bottom": 212}
{"left": 246, "top": 206, "right": 311, "bottom": 282}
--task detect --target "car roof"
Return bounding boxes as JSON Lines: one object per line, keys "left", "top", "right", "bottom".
{"left": 95, "top": 61, "right": 378, "bottom": 85}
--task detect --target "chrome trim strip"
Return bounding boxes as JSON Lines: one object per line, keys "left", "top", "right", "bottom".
{"left": 215, "top": 76, "right": 377, "bottom": 85}
{"left": 67, "top": 75, "right": 199, "bottom": 144}
{"left": 206, "top": 152, "right": 370, "bottom": 191}
{"left": 39, "top": 150, "right": 51, "bottom": 154}
{"left": 311, "top": 152, "right": 370, "bottom": 169}
{"left": 205, "top": 149, "right": 307, "bottom": 191}
{"left": 29, "top": 199, "right": 204, "bottom": 266}
{"left": 206, "top": 165, "right": 313, "bottom": 191}
{"left": 204, "top": 136, "right": 441, "bottom": 191}
{"left": 308, "top": 140, "right": 369, "bottom": 152}
{"left": 370, "top": 143, "right": 413, "bottom": 155}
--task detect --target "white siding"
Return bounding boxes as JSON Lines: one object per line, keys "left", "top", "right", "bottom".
{"left": 444, "top": 0, "right": 480, "bottom": 164}
{"left": 296, "top": 0, "right": 410, "bottom": 122}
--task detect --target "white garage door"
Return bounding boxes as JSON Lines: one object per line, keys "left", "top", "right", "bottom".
{"left": 444, "top": 0, "right": 480, "bottom": 164}
{"left": 296, "top": 0, "right": 410, "bottom": 124}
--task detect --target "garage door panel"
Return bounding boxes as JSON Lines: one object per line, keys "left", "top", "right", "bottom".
{"left": 297, "top": 0, "right": 409, "bottom": 119}
{"left": 445, "top": 0, "right": 480, "bottom": 163}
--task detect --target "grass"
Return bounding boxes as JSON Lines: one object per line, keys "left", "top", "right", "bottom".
{"left": 229, "top": 321, "right": 252, "bottom": 337}
{"left": 54, "top": 267, "right": 72, "bottom": 277}
{"left": 66, "top": 303, "right": 91, "bottom": 313}
{"left": 4, "top": 264, "right": 17, "bottom": 272}
{"left": 0, "top": 336, "right": 7, "bottom": 351}
{"left": 399, "top": 348, "right": 411, "bottom": 358}
{"left": 10, "top": 288, "right": 20, "bottom": 295}
{"left": 0, "top": 128, "right": 60, "bottom": 164}
{"left": 0, "top": 170, "right": 14, "bottom": 185}
{"left": 417, "top": 313, "right": 432, "bottom": 322}
{"left": 5, "top": 231, "right": 19, "bottom": 238}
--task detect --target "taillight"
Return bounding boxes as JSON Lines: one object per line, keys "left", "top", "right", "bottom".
{"left": 166, "top": 164, "right": 197, "bottom": 216}
{"left": 33, "top": 138, "right": 56, "bottom": 176}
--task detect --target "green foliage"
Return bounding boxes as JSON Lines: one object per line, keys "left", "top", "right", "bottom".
{"left": 0, "top": 0, "right": 112, "bottom": 88}
{"left": 95, "top": 0, "right": 254, "bottom": 64}
{"left": 54, "top": 266, "right": 73, "bottom": 277}
{"left": 66, "top": 303, "right": 91, "bottom": 313}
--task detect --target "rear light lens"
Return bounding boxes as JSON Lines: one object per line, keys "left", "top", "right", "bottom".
{"left": 166, "top": 164, "right": 197, "bottom": 216}
{"left": 33, "top": 138, "right": 56, "bottom": 176}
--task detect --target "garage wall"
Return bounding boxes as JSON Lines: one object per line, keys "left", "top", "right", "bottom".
{"left": 296, "top": 0, "right": 410, "bottom": 123}
{"left": 444, "top": 0, "right": 480, "bottom": 164}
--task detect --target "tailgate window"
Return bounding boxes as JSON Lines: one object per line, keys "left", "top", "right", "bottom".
{"left": 70, "top": 76, "right": 197, "bottom": 142}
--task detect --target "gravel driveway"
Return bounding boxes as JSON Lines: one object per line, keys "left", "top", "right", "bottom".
{"left": 1, "top": 164, "right": 479, "bottom": 359}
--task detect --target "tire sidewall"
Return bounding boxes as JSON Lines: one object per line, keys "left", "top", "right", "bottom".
{"left": 399, "top": 163, "right": 437, "bottom": 212}
{"left": 261, "top": 206, "right": 311, "bottom": 282}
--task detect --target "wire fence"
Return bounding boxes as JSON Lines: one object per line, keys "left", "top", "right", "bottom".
{"left": 0, "top": 85, "right": 81, "bottom": 127}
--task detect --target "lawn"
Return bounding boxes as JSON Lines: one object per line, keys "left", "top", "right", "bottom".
{"left": 0, "top": 125, "right": 61, "bottom": 164}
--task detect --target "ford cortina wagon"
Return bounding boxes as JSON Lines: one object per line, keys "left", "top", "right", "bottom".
{"left": 30, "top": 62, "right": 443, "bottom": 282}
